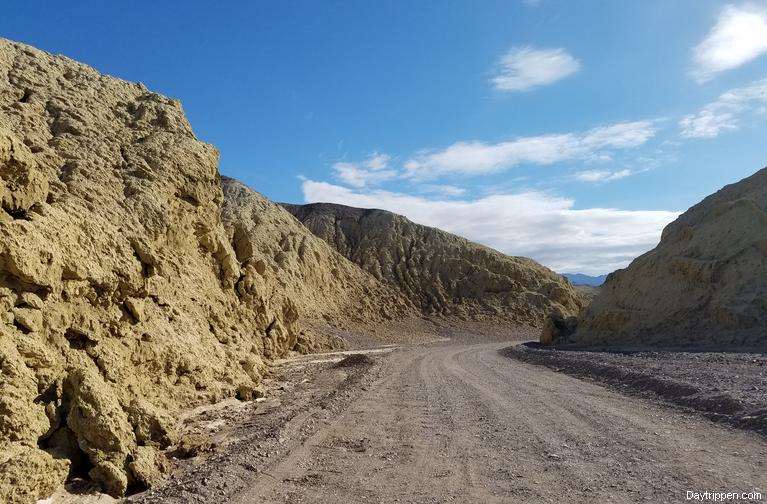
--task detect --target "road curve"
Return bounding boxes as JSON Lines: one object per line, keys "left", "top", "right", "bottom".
{"left": 233, "top": 342, "right": 767, "bottom": 503}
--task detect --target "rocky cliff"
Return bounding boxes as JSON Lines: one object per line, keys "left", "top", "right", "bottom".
{"left": 569, "top": 168, "right": 767, "bottom": 349}
{"left": 220, "top": 177, "right": 416, "bottom": 345}
{"left": 282, "top": 202, "right": 582, "bottom": 326}
{"left": 0, "top": 39, "right": 351, "bottom": 502}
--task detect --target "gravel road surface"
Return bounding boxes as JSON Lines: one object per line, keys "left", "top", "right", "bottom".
{"left": 228, "top": 342, "right": 766, "bottom": 504}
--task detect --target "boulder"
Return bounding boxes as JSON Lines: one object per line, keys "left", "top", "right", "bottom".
{"left": 540, "top": 311, "right": 578, "bottom": 345}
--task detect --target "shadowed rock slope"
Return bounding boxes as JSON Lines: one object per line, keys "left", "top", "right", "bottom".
{"left": 0, "top": 39, "right": 390, "bottom": 503}
{"left": 282, "top": 202, "right": 582, "bottom": 326}
{"left": 571, "top": 168, "right": 767, "bottom": 349}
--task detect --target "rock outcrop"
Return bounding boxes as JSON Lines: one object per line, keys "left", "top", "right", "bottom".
{"left": 569, "top": 168, "right": 767, "bottom": 349}
{"left": 0, "top": 38, "right": 342, "bottom": 502}
{"left": 282, "top": 203, "right": 582, "bottom": 326}
{"left": 220, "top": 177, "right": 416, "bottom": 351}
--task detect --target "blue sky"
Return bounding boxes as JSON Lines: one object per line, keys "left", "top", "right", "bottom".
{"left": 4, "top": 1, "right": 767, "bottom": 274}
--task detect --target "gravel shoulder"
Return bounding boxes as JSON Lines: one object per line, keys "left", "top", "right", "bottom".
{"left": 504, "top": 343, "right": 767, "bottom": 436}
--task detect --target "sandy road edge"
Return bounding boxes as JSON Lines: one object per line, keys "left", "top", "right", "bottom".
{"left": 125, "top": 351, "right": 390, "bottom": 504}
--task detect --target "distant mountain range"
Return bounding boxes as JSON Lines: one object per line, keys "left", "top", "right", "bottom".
{"left": 563, "top": 273, "right": 608, "bottom": 286}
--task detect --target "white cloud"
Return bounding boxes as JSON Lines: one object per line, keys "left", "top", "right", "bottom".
{"left": 332, "top": 152, "right": 398, "bottom": 188}
{"left": 491, "top": 46, "right": 580, "bottom": 92}
{"left": 574, "top": 169, "right": 632, "bottom": 183}
{"left": 680, "top": 78, "right": 767, "bottom": 138}
{"left": 679, "top": 109, "right": 737, "bottom": 138}
{"left": 692, "top": 3, "right": 767, "bottom": 82}
{"left": 419, "top": 184, "right": 467, "bottom": 197}
{"left": 302, "top": 180, "right": 679, "bottom": 275}
{"left": 403, "top": 120, "right": 656, "bottom": 179}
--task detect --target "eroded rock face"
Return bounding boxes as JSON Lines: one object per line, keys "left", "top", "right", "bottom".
{"left": 572, "top": 168, "right": 767, "bottom": 349}
{"left": 221, "top": 178, "right": 416, "bottom": 344}
{"left": 283, "top": 203, "right": 582, "bottom": 326}
{"left": 0, "top": 38, "right": 325, "bottom": 502}
{"left": 0, "top": 444, "right": 69, "bottom": 503}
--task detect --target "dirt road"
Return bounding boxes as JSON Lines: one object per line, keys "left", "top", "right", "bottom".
{"left": 229, "top": 342, "right": 766, "bottom": 504}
